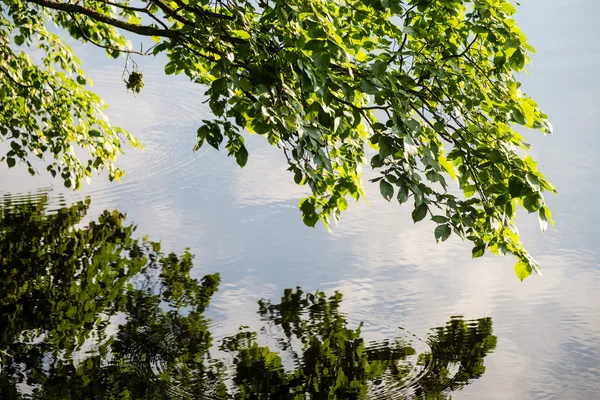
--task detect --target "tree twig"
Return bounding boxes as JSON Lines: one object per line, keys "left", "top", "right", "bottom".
{"left": 68, "top": 11, "right": 147, "bottom": 56}
{"left": 0, "top": 66, "right": 34, "bottom": 88}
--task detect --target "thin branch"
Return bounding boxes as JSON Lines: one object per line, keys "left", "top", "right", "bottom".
{"left": 151, "top": 0, "right": 193, "bottom": 26}
{"left": 91, "top": 0, "right": 171, "bottom": 31}
{"left": 171, "top": 0, "right": 235, "bottom": 21}
{"left": 463, "top": 55, "right": 503, "bottom": 94}
{"left": 410, "top": 104, "right": 453, "bottom": 144}
{"left": 410, "top": 85, "right": 489, "bottom": 203}
{"left": 68, "top": 12, "right": 147, "bottom": 56}
{"left": 91, "top": 0, "right": 148, "bottom": 14}
{"left": 444, "top": 34, "right": 479, "bottom": 60}
{"left": 0, "top": 66, "right": 34, "bottom": 88}
{"left": 330, "top": 92, "right": 386, "bottom": 112}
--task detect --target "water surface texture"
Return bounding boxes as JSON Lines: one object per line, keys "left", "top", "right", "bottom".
{"left": 0, "top": 196, "right": 496, "bottom": 398}
{"left": 1, "top": 0, "right": 599, "bottom": 398}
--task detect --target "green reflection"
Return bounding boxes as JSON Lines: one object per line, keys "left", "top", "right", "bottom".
{"left": 0, "top": 195, "right": 496, "bottom": 399}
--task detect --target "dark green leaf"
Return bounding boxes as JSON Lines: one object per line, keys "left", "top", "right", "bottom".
{"left": 165, "top": 62, "right": 176, "bottom": 75}
{"left": 494, "top": 194, "right": 510, "bottom": 206}
{"left": 301, "top": 209, "right": 319, "bottom": 227}
{"left": 472, "top": 244, "right": 485, "bottom": 258}
{"left": 411, "top": 204, "right": 428, "bottom": 223}
{"left": 313, "top": 52, "right": 330, "bottom": 70}
{"left": 523, "top": 194, "right": 543, "bottom": 213}
{"left": 397, "top": 183, "right": 409, "bottom": 205}
{"left": 294, "top": 169, "right": 303, "bottom": 184}
{"left": 511, "top": 107, "right": 526, "bottom": 125}
{"left": 371, "top": 60, "right": 387, "bottom": 75}
{"left": 370, "top": 154, "right": 383, "bottom": 168}
{"left": 235, "top": 145, "right": 248, "bottom": 168}
{"left": 379, "top": 180, "right": 394, "bottom": 201}
{"left": 434, "top": 224, "right": 452, "bottom": 242}
{"left": 304, "top": 39, "right": 324, "bottom": 51}
{"left": 359, "top": 80, "right": 378, "bottom": 95}
{"left": 239, "top": 78, "right": 253, "bottom": 92}
{"left": 493, "top": 53, "right": 506, "bottom": 69}
{"left": 510, "top": 49, "right": 525, "bottom": 69}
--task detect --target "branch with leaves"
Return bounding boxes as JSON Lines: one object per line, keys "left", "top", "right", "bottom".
{"left": 1, "top": 0, "right": 555, "bottom": 279}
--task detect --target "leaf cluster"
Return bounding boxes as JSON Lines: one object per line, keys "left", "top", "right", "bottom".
{"left": 1, "top": 0, "right": 557, "bottom": 277}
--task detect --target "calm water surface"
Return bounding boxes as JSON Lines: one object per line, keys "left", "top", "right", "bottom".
{"left": 1, "top": 1, "right": 599, "bottom": 398}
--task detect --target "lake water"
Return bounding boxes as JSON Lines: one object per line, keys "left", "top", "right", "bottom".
{"left": 1, "top": 1, "right": 599, "bottom": 398}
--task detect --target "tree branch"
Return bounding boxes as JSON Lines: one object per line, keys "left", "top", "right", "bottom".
{"left": 25, "top": 0, "right": 176, "bottom": 38}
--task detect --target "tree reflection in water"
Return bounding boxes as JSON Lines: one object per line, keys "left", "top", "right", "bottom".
{"left": 0, "top": 194, "right": 496, "bottom": 399}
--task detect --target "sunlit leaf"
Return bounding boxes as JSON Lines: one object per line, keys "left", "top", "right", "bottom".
{"left": 514, "top": 261, "right": 532, "bottom": 281}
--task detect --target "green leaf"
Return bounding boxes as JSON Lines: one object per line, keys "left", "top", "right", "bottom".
{"left": 411, "top": 204, "right": 428, "bottom": 223}
{"left": 294, "top": 169, "right": 303, "bottom": 184}
{"left": 304, "top": 39, "right": 324, "bottom": 51}
{"left": 230, "top": 30, "right": 251, "bottom": 40}
{"left": 434, "top": 224, "right": 451, "bottom": 242}
{"left": 501, "top": 2, "right": 517, "bottom": 14}
{"left": 159, "top": 371, "right": 170, "bottom": 382}
{"left": 14, "top": 35, "right": 24, "bottom": 46}
{"left": 431, "top": 215, "right": 448, "bottom": 223}
{"left": 6, "top": 157, "right": 15, "bottom": 168}
{"left": 235, "top": 145, "right": 248, "bottom": 168}
{"left": 371, "top": 60, "right": 387, "bottom": 75}
{"left": 212, "top": 77, "right": 228, "bottom": 92}
{"left": 472, "top": 244, "right": 485, "bottom": 258}
{"left": 205, "top": 127, "right": 223, "bottom": 149}
{"left": 370, "top": 154, "right": 383, "bottom": 168}
{"left": 538, "top": 206, "right": 551, "bottom": 232}
{"left": 511, "top": 107, "right": 526, "bottom": 125}
{"left": 239, "top": 78, "right": 253, "bottom": 92}
{"left": 495, "top": 194, "right": 510, "bottom": 206}
{"left": 504, "top": 38, "right": 521, "bottom": 49}
{"left": 379, "top": 180, "right": 394, "bottom": 202}
{"left": 396, "top": 183, "right": 409, "bottom": 205}
{"left": 514, "top": 261, "right": 532, "bottom": 281}
{"left": 337, "top": 197, "right": 348, "bottom": 211}
{"left": 541, "top": 205, "right": 555, "bottom": 227}
{"left": 493, "top": 53, "right": 506, "bottom": 69}
{"left": 488, "top": 150, "right": 503, "bottom": 163}
{"left": 165, "top": 62, "right": 176, "bottom": 75}
{"left": 508, "top": 177, "right": 530, "bottom": 198}
{"left": 355, "top": 49, "right": 368, "bottom": 62}
{"left": 359, "top": 80, "right": 378, "bottom": 95}
{"left": 510, "top": 49, "right": 525, "bottom": 69}
{"left": 313, "top": 52, "right": 330, "bottom": 70}
{"left": 301, "top": 209, "right": 319, "bottom": 227}
{"left": 523, "top": 194, "right": 543, "bottom": 213}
